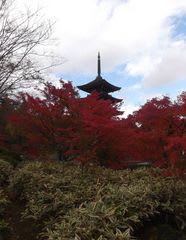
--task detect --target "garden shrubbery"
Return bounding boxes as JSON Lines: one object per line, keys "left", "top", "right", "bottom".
{"left": 0, "top": 160, "right": 13, "bottom": 237}
{"left": 0, "top": 159, "right": 14, "bottom": 187}
{"left": 8, "top": 161, "right": 186, "bottom": 240}
{"left": 0, "top": 148, "right": 23, "bottom": 167}
{"left": 0, "top": 190, "right": 10, "bottom": 235}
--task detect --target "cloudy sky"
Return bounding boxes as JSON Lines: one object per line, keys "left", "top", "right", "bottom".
{"left": 18, "top": 0, "right": 186, "bottom": 115}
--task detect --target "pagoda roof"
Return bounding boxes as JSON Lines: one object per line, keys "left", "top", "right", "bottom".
{"left": 80, "top": 93, "right": 122, "bottom": 103}
{"left": 99, "top": 92, "right": 122, "bottom": 103}
{"left": 77, "top": 75, "right": 121, "bottom": 94}
{"left": 77, "top": 52, "right": 122, "bottom": 102}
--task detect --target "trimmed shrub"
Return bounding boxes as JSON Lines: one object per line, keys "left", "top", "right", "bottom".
{"left": 0, "top": 148, "right": 23, "bottom": 166}
{"left": 0, "top": 159, "right": 14, "bottom": 187}
{"left": 0, "top": 190, "right": 10, "bottom": 235}
{"left": 8, "top": 162, "right": 186, "bottom": 240}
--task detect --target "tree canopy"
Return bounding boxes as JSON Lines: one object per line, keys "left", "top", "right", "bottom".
{"left": 0, "top": 80, "right": 184, "bottom": 175}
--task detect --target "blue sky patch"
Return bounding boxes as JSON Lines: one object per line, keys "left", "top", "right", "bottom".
{"left": 171, "top": 14, "right": 186, "bottom": 39}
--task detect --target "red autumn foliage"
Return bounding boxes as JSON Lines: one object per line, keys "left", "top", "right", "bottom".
{"left": 1, "top": 80, "right": 185, "bottom": 174}
{"left": 68, "top": 91, "right": 123, "bottom": 166}
{"left": 127, "top": 96, "right": 175, "bottom": 166}
{"left": 125, "top": 95, "right": 186, "bottom": 173}
{"left": 9, "top": 80, "right": 79, "bottom": 160}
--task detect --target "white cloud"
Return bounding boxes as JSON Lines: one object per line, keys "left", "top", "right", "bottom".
{"left": 16, "top": 0, "right": 186, "bottom": 86}
{"left": 121, "top": 103, "right": 139, "bottom": 117}
{"left": 127, "top": 40, "right": 186, "bottom": 87}
{"left": 127, "top": 84, "right": 142, "bottom": 91}
{"left": 126, "top": 56, "right": 162, "bottom": 77}
{"left": 144, "top": 41, "right": 186, "bottom": 87}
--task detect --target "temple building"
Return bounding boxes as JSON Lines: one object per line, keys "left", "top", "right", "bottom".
{"left": 77, "top": 53, "right": 122, "bottom": 102}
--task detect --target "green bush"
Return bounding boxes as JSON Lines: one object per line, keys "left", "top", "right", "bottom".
{"left": 8, "top": 162, "right": 186, "bottom": 240}
{"left": 0, "top": 148, "right": 23, "bottom": 166}
{"left": 0, "top": 159, "right": 13, "bottom": 187}
{"left": 0, "top": 190, "right": 10, "bottom": 235}
{"left": 45, "top": 174, "right": 186, "bottom": 239}
{"left": 0, "top": 160, "right": 12, "bottom": 235}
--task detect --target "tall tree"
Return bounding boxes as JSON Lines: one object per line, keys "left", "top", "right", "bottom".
{"left": 166, "top": 92, "right": 186, "bottom": 172}
{"left": 129, "top": 96, "right": 175, "bottom": 166}
{"left": 9, "top": 80, "right": 79, "bottom": 160}
{"left": 68, "top": 92, "right": 123, "bottom": 166}
{"left": 9, "top": 85, "right": 124, "bottom": 166}
{"left": 0, "top": 0, "right": 53, "bottom": 96}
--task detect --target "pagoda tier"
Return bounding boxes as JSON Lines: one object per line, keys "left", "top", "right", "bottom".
{"left": 77, "top": 75, "right": 121, "bottom": 93}
{"left": 99, "top": 92, "right": 122, "bottom": 102}
{"left": 77, "top": 53, "right": 122, "bottom": 102}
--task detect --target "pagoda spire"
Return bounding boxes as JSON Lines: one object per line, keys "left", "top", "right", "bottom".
{"left": 98, "top": 52, "right": 101, "bottom": 76}
{"left": 77, "top": 53, "right": 122, "bottom": 102}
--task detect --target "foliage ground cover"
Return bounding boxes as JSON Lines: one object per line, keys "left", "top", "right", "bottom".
{"left": 0, "top": 190, "right": 10, "bottom": 236}
{"left": 0, "top": 159, "right": 13, "bottom": 238}
{"left": 6, "top": 160, "right": 186, "bottom": 240}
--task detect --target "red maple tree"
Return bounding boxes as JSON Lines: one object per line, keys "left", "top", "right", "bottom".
{"left": 10, "top": 81, "right": 79, "bottom": 160}
{"left": 68, "top": 92, "right": 123, "bottom": 166}
{"left": 6, "top": 80, "right": 186, "bottom": 174}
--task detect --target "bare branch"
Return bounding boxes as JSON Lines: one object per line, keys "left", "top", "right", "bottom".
{"left": 0, "top": 0, "right": 60, "bottom": 96}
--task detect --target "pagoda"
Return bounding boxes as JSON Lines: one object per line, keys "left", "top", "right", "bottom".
{"left": 77, "top": 53, "right": 122, "bottom": 102}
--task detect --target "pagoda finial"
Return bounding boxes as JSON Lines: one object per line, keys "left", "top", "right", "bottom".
{"left": 98, "top": 52, "right": 101, "bottom": 76}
